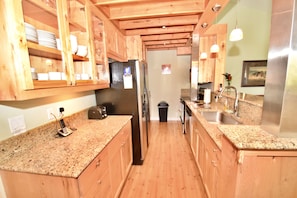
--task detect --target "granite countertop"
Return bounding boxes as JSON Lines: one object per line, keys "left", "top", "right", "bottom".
{"left": 219, "top": 125, "right": 297, "bottom": 150}
{"left": 0, "top": 115, "right": 132, "bottom": 178}
{"left": 185, "top": 101, "right": 224, "bottom": 149}
{"left": 185, "top": 100, "right": 297, "bottom": 151}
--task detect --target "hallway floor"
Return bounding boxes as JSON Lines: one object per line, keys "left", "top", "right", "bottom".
{"left": 119, "top": 121, "right": 207, "bottom": 198}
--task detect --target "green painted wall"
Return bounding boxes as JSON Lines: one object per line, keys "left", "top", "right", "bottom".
{"left": 218, "top": 0, "right": 272, "bottom": 95}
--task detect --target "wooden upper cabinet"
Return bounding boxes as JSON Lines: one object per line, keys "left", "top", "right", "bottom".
{"left": 198, "top": 24, "right": 226, "bottom": 91}
{"left": 105, "top": 22, "right": 127, "bottom": 62}
{"left": 0, "top": 0, "right": 109, "bottom": 101}
{"left": 126, "top": 35, "right": 144, "bottom": 61}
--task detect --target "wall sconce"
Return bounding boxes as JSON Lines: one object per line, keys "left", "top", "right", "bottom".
{"left": 200, "top": 52, "right": 207, "bottom": 60}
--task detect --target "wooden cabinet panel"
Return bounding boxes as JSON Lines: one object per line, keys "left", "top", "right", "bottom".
{"left": 191, "top": 114, "right": 221, "bottom": 198}
{"left": 198, "top": 24, "right": 226, "bottom": 90}
{"left": 126, "top": 35, "right": 144, "bottom": 60}
{"left": 109, "top": 121, "right": 133, "bottom": 197}
{"left": 84, "top": 170, "right": 112, "bottom": 198}
{"left": 105, "top": 22, "right": 127, "bottom": 62}
{"left": 0, "top": 170, "right": 80, "bottom": 198}
{"left": 220, "top": 136, "right": 297, "bottom": 198}
{"left": 121, "top": 125, "right": 133, "bottom": 176}
{"left": 109, "top": 146, "right": 123, "bottom": 197}
{"left": 78, "top": 148, "right": 109, "bottom": 196}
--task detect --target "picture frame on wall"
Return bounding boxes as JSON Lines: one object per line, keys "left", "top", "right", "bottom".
{"left": 241, "top": 60, "right": 267, "bottom": 87}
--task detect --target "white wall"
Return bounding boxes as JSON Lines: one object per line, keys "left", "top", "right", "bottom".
{"left": 147, "top": 50, "right": 191, "bottom": 121}
{"left": 0, "top": 91, "right": 96, "bottom": 141}
{"left": 218, "top": 0, "right": 272, "bottom": 95}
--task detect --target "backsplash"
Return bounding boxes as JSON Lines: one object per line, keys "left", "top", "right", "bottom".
{"left": 216, "top": 93, "right": 263, "bottom": 125}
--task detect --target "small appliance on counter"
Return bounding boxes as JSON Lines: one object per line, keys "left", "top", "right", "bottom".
{"left": 88, "top": 105, "right": 107, "bottom": 119}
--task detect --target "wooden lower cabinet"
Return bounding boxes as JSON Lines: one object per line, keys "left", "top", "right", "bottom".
{"left": 191, "top": 114, "right": 297, "bottom": 198}
{"left": 109, "top": 122, "right": 133, "bottom": 197}
{"left": 191, "top": 116, "right": 221, "bottom": 198}
{"left": 0, "top": 121, "right": 132, "bottom": 198}
{"left": 220, "top": 136, "right": 297, "bottom": 198}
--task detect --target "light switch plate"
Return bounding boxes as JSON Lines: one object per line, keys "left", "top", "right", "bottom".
{"left": 8, "top": 115, "right": 26, "bottom": 135}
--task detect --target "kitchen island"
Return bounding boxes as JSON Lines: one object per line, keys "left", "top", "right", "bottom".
{"left": 185, "top": 100, "right": 297, "bottom": 198}
{"left": 0, "top": 115, "right": 132, "bottom": 198}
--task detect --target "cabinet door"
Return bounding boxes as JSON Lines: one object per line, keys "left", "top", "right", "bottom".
{"left": 121, "top": 123, "right": 133, "bottom": 177}
{"left": 78, "top": 148, "right": 110, "bottom": 197}
{"left": 109, "top": 147, "right": 123, "bottom": 197}
{"left": 235, "top": 154, "right": 297, "bottom": 198}
{"left": 105, "top": 22, "right": 127, "bottom": 62}
{"left": 89, "top": 10, "right": 109, "bottom": 84}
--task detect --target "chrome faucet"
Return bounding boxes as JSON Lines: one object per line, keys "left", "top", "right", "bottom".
{"left": 218, "top": 86, "right": 239, "bottom": 116}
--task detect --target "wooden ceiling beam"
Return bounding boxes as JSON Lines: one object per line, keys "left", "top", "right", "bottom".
{"left": 141, "top": 32, "right": 191, "bottom": 41}
{"left": 92, "top": 0, "right": 163, "bottom": 5}
{"left": 125, "top": 25, "right": 194, "bottom": 36}
{"left": 119, "top": 15, "right": 200, "bottom": 29}
{"left": 108, "top": 1, "right": 205, "bottom": 20}
{"left": 195, "top": 0, "right": 230, "bottom": 34}
{"left": 144, "top": 39, "right": 188, "bottom": 46}
{"left": 146, "top": 43, "right": 185, "bottom": 49}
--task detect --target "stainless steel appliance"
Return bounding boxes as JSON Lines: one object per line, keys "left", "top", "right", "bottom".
{"left": 184, "top": 104, "right": 192, "bottom": 144}
{"left": 179, "top": 98, "right": 185, "bottom": 134}
{"left": 95, "top": 60, "right": 150, "bottom": 165}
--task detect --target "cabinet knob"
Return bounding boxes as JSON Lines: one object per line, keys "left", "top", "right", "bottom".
{"left": 97, "top": 180, "right": 102, "bottom": 185}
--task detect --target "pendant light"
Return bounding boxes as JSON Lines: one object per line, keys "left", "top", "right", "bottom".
{"left": 229, "top": 0, "right": 243, "bottom": 41}
{"left": 210, "top": 4, "right": 221, "bottom": 53}
{"left": 200, "top": 52, "right": 207, "bottom": 60}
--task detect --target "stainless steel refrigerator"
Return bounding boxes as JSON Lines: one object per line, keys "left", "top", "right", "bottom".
{"left": 95, "top": 60, "right": 150, "bottom": 165}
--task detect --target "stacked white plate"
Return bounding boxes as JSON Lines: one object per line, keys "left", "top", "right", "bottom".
{"left": 37, "top": 29, "right": 57, "bottom": 49}
{"left": 24, "top": 22, "right": 38, "bottom": 43}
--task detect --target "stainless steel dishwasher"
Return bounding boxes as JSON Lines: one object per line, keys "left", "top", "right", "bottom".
{"left": 184, "top": 105, "right": 192, "bottom": 144}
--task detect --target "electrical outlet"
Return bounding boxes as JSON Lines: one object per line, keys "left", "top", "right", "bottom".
{"left": 8, "top": 115, "right": 26, "bottom": 135}
{"left": 47, "top": 108, "right": 54, "bottom": 120}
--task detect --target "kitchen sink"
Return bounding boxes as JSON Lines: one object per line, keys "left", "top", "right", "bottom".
{"left": 200, "top": 111, "right": 241, "bottom": 125}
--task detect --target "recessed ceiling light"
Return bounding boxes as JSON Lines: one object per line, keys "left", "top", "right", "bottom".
{"left": 212, "top": 4, "right": 221, "bottom": 12}
{"left": 162, "top": 26, "right": 166, "bottom": 29}
{"left": 201, "top": 23, "right": 208, "bottom": 28}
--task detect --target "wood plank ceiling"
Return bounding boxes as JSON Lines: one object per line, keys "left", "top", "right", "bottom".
{"left": 90, "top": 0, "right": 230, "bottom": 51}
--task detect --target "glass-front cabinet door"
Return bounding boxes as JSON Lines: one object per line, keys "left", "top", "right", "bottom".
{"left": 22, "top": 0, "right": 68, "bottom": 88}
{"left": 0, "top": 0, "right": 110, "bottom": 100}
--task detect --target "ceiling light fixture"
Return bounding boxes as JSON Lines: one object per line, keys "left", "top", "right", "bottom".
{"left": 229, "top": 0, "right": 243, "bottom": 41}
{"left": 200, "top": 52, "right": 207, "bottom": 60}
{"left": 212, "top": 3, "right": 221, "bottom": 12}
{"left": 162, "top": 25, "right": 166, "bottom": 29}
{"left": 210, "top": 40, "right": 219, "bottom": 53}
{"left": 210, "top": 4, "right": 221, "bottom": 53}
{"left": 201, "top": 22, "right": 208, "bottom": 28}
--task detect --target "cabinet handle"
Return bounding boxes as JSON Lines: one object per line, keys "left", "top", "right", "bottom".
{"left": 96, "top": 159, "right": 101, "bottom": 167}
{"left": 213, "top": 149, "right": 218, "bottom": 152}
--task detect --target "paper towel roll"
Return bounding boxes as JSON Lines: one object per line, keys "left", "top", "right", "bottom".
{"left": 204, "top": 89, "right": 211, "bottom": 104}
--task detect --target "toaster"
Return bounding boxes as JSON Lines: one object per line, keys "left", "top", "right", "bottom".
{"left": 88, "top": 105, "right": 107, "bottom": 119}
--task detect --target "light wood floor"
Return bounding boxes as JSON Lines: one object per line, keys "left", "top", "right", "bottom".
{"left": 119, "top": 121, "right": 207, "bottom": 198}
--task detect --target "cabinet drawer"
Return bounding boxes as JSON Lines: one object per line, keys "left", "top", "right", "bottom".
{"left": 78, "top": 148, "right": 109, "bottom": 196}
{"left": 84, "top": 169, "right": 112, "bottom": 198}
